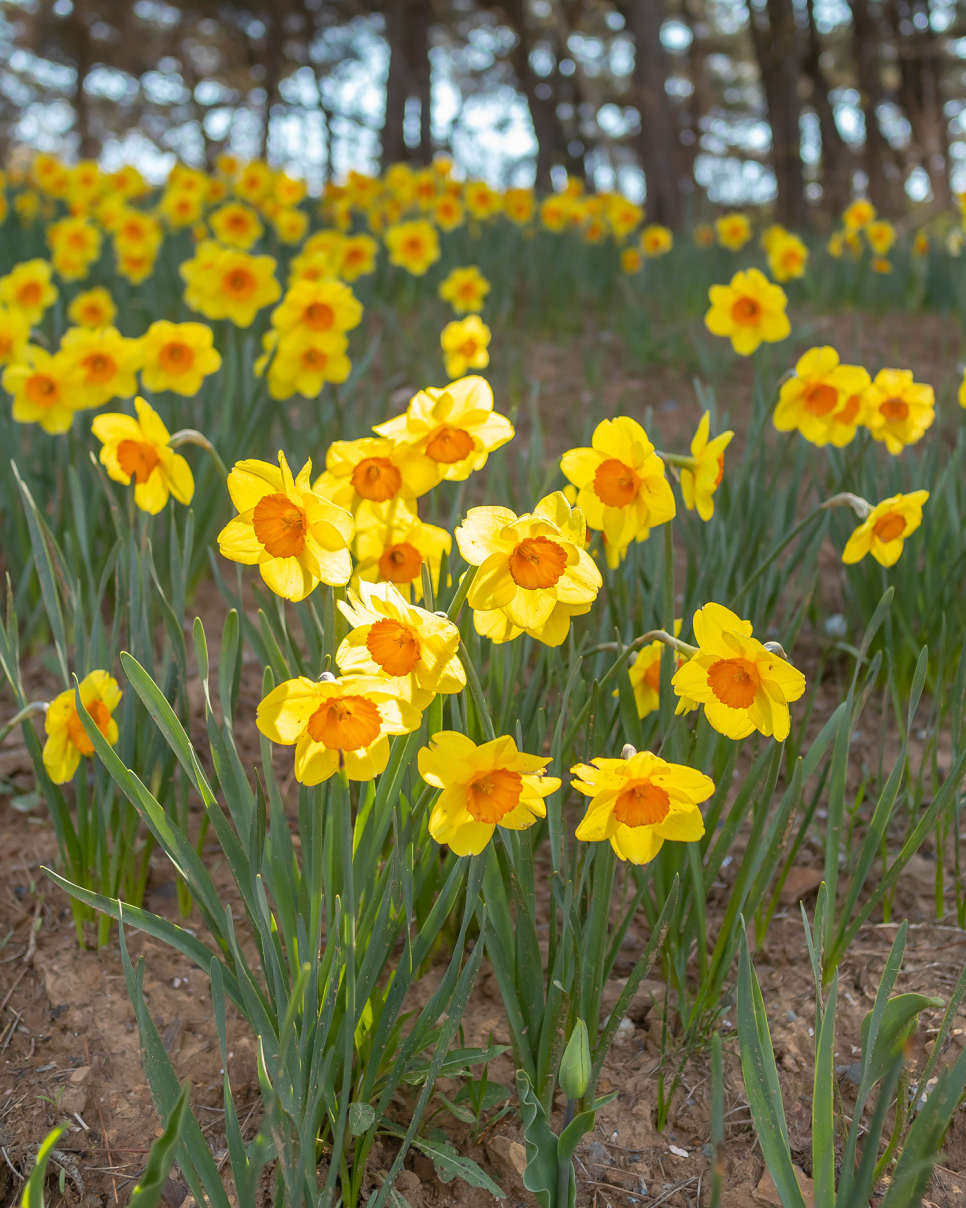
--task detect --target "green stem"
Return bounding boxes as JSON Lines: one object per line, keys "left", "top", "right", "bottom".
{"left": 447, "top": 564, "right": 478, "bottom": 622}
{"left": 167, "top": 429, "right": 230, "bottom": 481}
{"left": 458, "top": 641, "right": 496, "bottom": 742}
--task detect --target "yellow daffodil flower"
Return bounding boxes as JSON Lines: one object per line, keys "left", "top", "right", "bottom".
{"left": 181, "top": 243, "right": 281, "bottom": 327}
{"left": 434, "top": 194, "right": 465, "bottom": 231}
{"left": 339, "top": 235, "right": 379, "bottom": 281}
{"left": 209, "top": 202, "right": 264, "bottom": 249}
{"left": 768, "top": 233, "right": 809, "bottom": 281}
{"left": 255, "top": 329, "right": 352, "bottom": 399}
{"left": 312, "top": 436, "right": 438, "bottom": 513}
{"left": 337, "top": 581, "right": 465, "bottom": 707}
{"left": 866, "top": 220, "right": 896, "bottom": 256}
{"left": 352, "top": 501, "right": 452, "bottom": 603}
{"left": 270, "top": 278, "right": 363, "bottom": 338}
{"left": 60, "top": 326, "right": 141, "bottom": 409}
{"left": 640, "top": 225, "right": 673, "bottom": 256}
{"left": 257, "top": 673, "right": 421, "bottom": 783}
{"left": 504, "top": 188, "right": 535, "bottom": 225}
{"left": 680, "top": 412, "right": 734, "bottom": 521}
{"left": 571, "top": 750, "right": 713, "bottom": 865}
{"left": 68, "top": 287, "right": 116, "bottom": 329}
{"left": 715, "top": 212, "right": 752, "bottom": 251}
{"left": 464, "top": 181, "right": 502, "bottom": 221}
{"left": 3, "top": 345, "right": 74, "bottom": 434}
{"left": 48, "top": 215, "right": 102, "bottom": 280}
{"left": 373, "top": 375, "right": 513, "bottom": 482}
{"left": 92, "top": 396, "right": 194, "bottom": 515}
{"left": 860, "top": 368, "right": 935, "bottom": 455}
{"left": 419, "top": 732, "right": 559, "bottom": 856}
{"left": 625, "top": 622, "right": 690, "bottom": 720}
{"left": 0, "top": 303, "right": 30, "bottom": 366}
{"left": 385, "top": 220, "right": 441, "bottom": 276}
{"left": 773, "top": 347, "right": 871, "bottom": 448}
{"left": 0, "top": 258, "right": 57, "bottom": 323}
{"left": 138, "top": 320, "right": 222, "bottom": 396}
{"left": 760, "top": 223, "right": 787, "bottom": 253}
{"left": 694, "top": 223, "right": 715, "bottom": 248}
{"left": 671, "top": 603, "right": 806, "bottom": 741}
{"left": 842, "top": 491, "right": 929, "bottom": 568}
{"left": 704, "top": 268, "right": 790, "bottom": 355}
{"left": 440, "top": 316, "right": 491, "bottom": 379}
{"left": 608, "top": 195, "right": 643, "bottom": 239}
{"left": 218, "top": 451, "right": 353, "bottom": 601}
{"left": 438, "top": 266, "right": 491, "bottom": 315}
{"left": 843, "top": 199, "right": 875, "bottom": 230}
{"left": 43, "top": 670, "right": 122, "bottom": 784}
{"left": 456, "top": 491, "right": 602, "bottom": 646}
{"left": 560, "top": 416, "right": 676, "bottom": 561}
{"left": 620, "top": 248, "right": 642, "bottom": 275}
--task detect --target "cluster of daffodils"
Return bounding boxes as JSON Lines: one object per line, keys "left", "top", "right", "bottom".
{"left": 254, "top": 278, "right": 362, "bottom": 399}
{"left": 826, "top": 200, "right": 901, "bottom": 272}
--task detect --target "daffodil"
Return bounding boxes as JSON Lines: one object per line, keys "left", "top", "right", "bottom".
{"left": 504, "top": 188, "right": 535, "bottom": 225}
{"left": 270, "top": 278, "right": 363, "bottom": 338}
{"left": 843, "top": 199, "right": 875, "bottom": 230}
{"left": 671, "top": 603, "right": 806, "bottom": 741}
{"left": 440, "top": 316, "right": 490, "bottom": 379}
{"left": 620, "top": 248, "right": 642, "bottom": 275}
{"left": 571, "top": 750, "right": 713, "bottom": 865}
{"left": 373, "top": 375, "right": 513, "bottom": 482}
{"left": 92, "top": 396, "right": 194, "bottom": 515}
{"left": 337, "top": 581, "right": 465, "bottom": 707}
{"left": 625, "top": 622, "right": 691, "bottom": 720}
{"left": 773, "top": 347, "right": 871, "bottom": 448}
{"left": 181, "top": 243, "right": 281, "bottom": 327}
{"left": 68, "top": 287, "right": 116, "bottom": 329}
{"left": 419, "top": 732, "right": 559, "bottom": 856}
{"left": 352, "top": 501, "right": 452, "bottom": 603}
{"left": 139, "top": 320, "right": 222, "bottom": 396}
{"left": 43, "top": 670, "right": 122, "bottom": 784}
{"left": 607, "top": 195, "right": 643, "bottom": 239}
{"left": 464, "top": 180, "right": 502, "bottom": 221}
{"left": 3, "top": 345, "right": 74, "bottom": 434}
{"left": 218, "top": 451, "right": 354, "bottom": 601}
{"left": 438, "top": 266, "right": 491, "bottom": 314}
{"left": 339, "top": 235, "right": 378, "bottom": 281}
{"left": 0, "top": 258, "right": 57, "bottom": 323}
{"left": 256, "top": 673, "right": 422, "bottom": 783}
{"left": 255, "top": 329, "right": 352, "bottom": 399}
{"left": 434, "top": 194, "right": 465, "bottom": 231}
{"left": 842, "top": 491, "right": 929, "bottom": 568}
{"left": 48, "top": 215, "right": 102, "bottom": 280}
{"left": 0, "top": 304, "right": 30, "bottom": 366}
{"left": 209, "top": 202, "right": 264, "bottom": 249}
{"left": 455, "top": 491, "right": 602, "bottom": 646}
{"left": 560, "top": 417, "right": 675, "bottom": 562}
{"left": 866, "top": 220, "right": 896, "bottom": 256}
{"left": 385, "top": 220, "right": 441, "bottom": 276}
{"left": 313, "top": 436, "right": 438, "bottom": 513}
{"left": 60, "top": 326, "right": 141, "bottom": 409}
{"left": 760, "top": 223, "right": 788, "bottom": 253}
{"left": 768, "top": 233, "right": 809, "bottom": 281}
{"left": 860, "top": 369, "right": 935, "bottom": 455}
{"left": 640, "top": 225, "right": 673, "bottom": 256}
{"left": 704, "top": 269, "right": 790, "bottom": 355}
{"left": 679, "top": 412, "right": 734, "bottom": 521}
{"left": 715, "top": 212, "right": 752, "bottom": 251}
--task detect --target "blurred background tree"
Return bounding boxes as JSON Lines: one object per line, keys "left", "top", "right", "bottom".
{"left": 0, "top": 0, "right": 964, "bottom": 222}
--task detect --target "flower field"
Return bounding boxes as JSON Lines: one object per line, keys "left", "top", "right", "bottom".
{"left": 3, "top": 154, "right": 966, "bottom": 1207}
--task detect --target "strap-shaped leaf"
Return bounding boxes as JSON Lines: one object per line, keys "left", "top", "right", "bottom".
{"left": 127, "top": 1082, "right": 190, "bottom": 1208}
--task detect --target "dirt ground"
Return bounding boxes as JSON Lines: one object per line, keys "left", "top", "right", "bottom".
{"left": 1, "top": 307, "right": 966, "bottom": 1207}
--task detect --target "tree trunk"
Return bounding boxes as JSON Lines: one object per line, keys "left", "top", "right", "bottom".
{"left": 381, "top": 0, "right": 433, "bottom": 169}
{"left": 749, "top": 0, "right": 808, "bottom": 227}
{"left": 503, "top": 0, "right": 568, "bottom": 188}
{"left": 891, "top": 0, "right": 951, "bottom": 206}
{"left": 617, "top": 0, "right": 682, "bottom": 226}
{"left": 71, "top": 0, "right": 97, "bottom": 159}
{"left": 802, "top": 0, "right": 852, "bottom": 217}
{"left": 850, "top": 0, "right": 893, "bottom": 212}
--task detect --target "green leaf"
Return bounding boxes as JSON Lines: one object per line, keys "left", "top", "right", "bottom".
{"left": 515, "top": 1069, "right": 559, "bottom": 1208}
{"left": 19, "top": 1124, "right": 67, "bottom": 1208}
{"left": 349, "top": 1102, "right": 376, "bottom": 1136}
{"left": 860, "top": 993, "right": 944, "bottom": 1090}
{"left": 127, "top": 1082, "right": 191, "bottom": 1208}
{"left": 811, "top": 972, "right": 836, "bottom": 1205}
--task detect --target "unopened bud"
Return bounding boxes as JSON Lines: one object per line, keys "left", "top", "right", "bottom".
{"left": 559, "top": 1018, "right": 591, "bottom": 1101}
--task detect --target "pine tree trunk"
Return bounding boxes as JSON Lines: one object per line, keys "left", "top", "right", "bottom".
{"left": 750, "top": 0, "right": 808, "bottom": 227}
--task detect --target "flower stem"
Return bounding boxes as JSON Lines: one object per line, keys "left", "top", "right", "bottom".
{"left": 168, "top": 429, "right": 230, "bottom": 482}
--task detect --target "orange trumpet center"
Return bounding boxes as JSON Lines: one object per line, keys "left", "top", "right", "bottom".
{"left": 304, "top": 302, "right": 335, "bottom": 331}
{"left": 158, "top": 342, "right": 195, "bottom": 375}
{"left": 594, "top": 458, "right": 640, "bottom": 507}
{"left": 707, "top": 657, "right": 761, "bottom": 709}
{"left": 224, "top": 268, "right": 256, "bottom": 299}
{"left": 613, "top": 781, "right": 670, "bottom": 827}
{"left": 838, "top": 394, "right": 862, "bottom": 425}
{"left": 366, "top": 618, "right": 421, "bottom": 676}
{"left": 872, "top": 511, "right": 906, "bottom": 542}
{"left": 252, "top": 492, "right": 308, "bottom": 559}
{"left": 18, "top": 281, "right": 42, "bottom": 306}
{"left": 378, "top": 542, "right": 423, "bottom": 584}
{"left": 306, "top": 694, "right": 381, "bottom": 750}
{"left": 466, "top": 767, "right": 523, "bottom": 824}
{"left": 66, "top": 698, "right": 112, "bottom": 757}
{"left": 509, "top": 536, "right": 568, "bottom": 590}
{"left": 803, "top": 382, "right": 838, "bottom": 416}
{"left": 82, "top": 352, "right": 116, "bottom": 383}
{"left": 117, "top": 439, "right": 161, "bottom": 485}
{"left": 351, "top": 457, "right": 402, "bottom": 502}
{"left": 459, "top": 339, "right": 479, "bottom": 358}
{"left": 879, "top": 397, "right": 909, "bottom": 421}
{"left": 25, "top": 373, "right": 58, "bottom": 407}
{"left": 426, "top": 425, "right": 474, "bottom": 464}
{"left": 731, "top": 296, "right": 762, "bottom": 326}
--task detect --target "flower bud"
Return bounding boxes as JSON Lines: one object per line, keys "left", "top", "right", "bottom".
{"left": 559, "top": 1018, "right": 591, "bottom": 1101}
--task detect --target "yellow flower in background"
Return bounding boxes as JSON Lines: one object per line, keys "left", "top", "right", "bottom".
{"left": 441, "top": 315, "right": 491, "bottom": 378}
{"left": 760, "top": 223, "right": 788, "bottom": 253}
{"left": 114, "top": 208, "right": 163, "bottom": 256}
{"left": 608, "top": 195, "right": 643, "bottom": 239}
{"left": 456, "top": 491, "right": 602, "bottom": 646}
{"left": 257, "top": 673, "right": 421, "bottom": 783}
{"left": 693, "top": 223, "right": 715, "bottom": 248}
{"left": 209, "top": 201, "right": 264, "bottom": 249}
{"left": 571, "top": 751, "right": 712, "bottom": 865}
{"left": 827, "top": 231, "right": 845, "bottom": 258}
{"left": 68, "top": 287, "right": 116, "bottom": 329}
{"left": 274, "top": 172, "right": 307, "bottom": 207}
{"left": 842, "top": 491, "right": 929, "bottom": 568}
{"left": 420, "top": 732, "right": 559, "bottom": 856}
{"left": 313, "top": 436, "right": 438, "bottom": 513}
{"left": 109, "top": 164, "right": 148, "bottom": 200}
{"left": 0, "top": 304, "right": 30, "bottom": 366}
{"left": 43, "top": 670, "right": 122, "bottom": 785}
{"left": 272, "top": 206, "right": 309, "bottom": 245}
{"left": 560, "top": 417, "right": 675, "bottom": 562}
{"left": 218, "top": 451, "right": 354, "bottom": 601}
{"left": 0, "top": 258, "right": 57, "bottom": 323}
{"left": 773, "top": 347, "right": 871, "bottom": 448}
{"left": 626, "top": 622, "right": 688, "bottom": 720}
{"left": 866, "top": 220, "right": 896, "bottom": 255}
{"left": 48, "top": 216, "right": 102, "bottom": 279}
{"left": 385, "top": 220, "right": 441, "bottom": 275}
{"left": 92, "top": 396, "right": 194, "bottom": 515}
{"left": 139, "top": 320, "right": 222, "bottom": 396}
{"left": 235, "top": 160, "right": 273, "bottom": 203}
{"left": 3, "top": 346, "right": 73, "bottom": 433}
{"left": 339, "top": 234, "right": 379, "bottom": 281}
{"left": 374, "top": 374, "right": 513, "bottom": 481}
{"left": 671, "top": 603, "right": 806, "bottom": 741}
{"left": 182, "top": 244, "right": 281, "bottom": 327}
{"left": 413, "top": 168, "right": 439, "bottom": 210}
{"left": 60, "top": 326, "right": 140, "bottom": 408}
{"left": 434, "top": 193, "right": 465, "bottom": 231}
{"left": 271, "top": 278, "right": 363, "bottom": 338}
{"left": 160, "top": 187, "right": 204, "bottom": 229}
{"left": 439, "top": 266, "right": 491, "bottom": 314}
{"left": 14, "top": 190, "right": 40, "bottom": 226}
{"left": 504, "top": 188, "right": 535, "bottom": 225}
{"left": 352, "top": 501, "right": 452, "bottom": 603}
{"left": 843, "top": 199, "right": 875, "bottom": 230}
{"left": 540, "top": 194, "right": 571, "bottom": 232}
{"left": 768, "top": 233, "right": 809, "bottom": 281}
{"left": 337, "top": 581, "right": 465, "bottom": 707}
{"left": 117, "top": 248, "right": 158, "bottom": 285}
{"left": 640, "top": 225, "right": 673, "bottom": 257}
{"left": 680, "top": 411, "right": 734, "bottom": 520}
{"left": 255, "top": 329, "right": 352, "bottom": 399}
{"left": 620, "top": 248, "right": 642, "bottom": 275}
{"left": 704, "top": 268, "right": 790, "bottom": 355}
{"left": 464, "top": 180, "right": 502, "bottom": 221}
{"left": 292, "top": 228, "right": 346, "bottom": 276}
{"left": 959, "top": 369, "right": 966, "bottom": 410}
{"left": 385, "top": 162, "right": 416, "bottom": 203}
{"left": 860, "top": 368, "right": 935, "bottom": 455}
{"left": 715, "top": 212, "right": 752, "bottom": 251}
{"left": 912, "top": 231, "right": 930, "bottom": 256}
{"left": 871, "top": 258, "right": 892, "bottom": 274}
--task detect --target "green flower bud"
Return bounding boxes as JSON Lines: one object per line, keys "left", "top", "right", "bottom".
{"left": 559, "top": 1018, "right": 591, "bottom": 1101}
